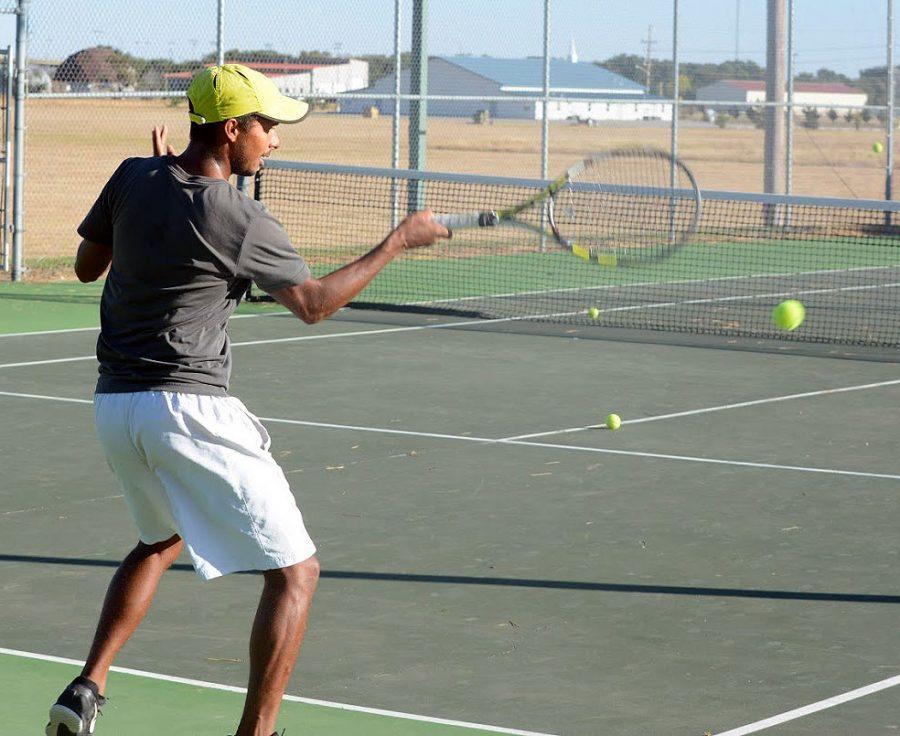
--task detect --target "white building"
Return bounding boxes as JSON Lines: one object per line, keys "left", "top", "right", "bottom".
{"left": 695, "top": 80, "right": 868, "bottom": 114}
{"left": 343, "top": 55, "right": 670, "bottom": 122}
{"left": 164, "top": 60, "right": 369, "bottom": 97}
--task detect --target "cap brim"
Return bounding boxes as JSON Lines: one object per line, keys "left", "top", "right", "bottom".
{"left": 257, "top": 95, "right": 310, "bottom": 124}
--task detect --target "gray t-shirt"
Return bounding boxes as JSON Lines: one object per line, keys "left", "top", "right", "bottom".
{"left": 79, "top": 156, "right": 310, "bottom": 395}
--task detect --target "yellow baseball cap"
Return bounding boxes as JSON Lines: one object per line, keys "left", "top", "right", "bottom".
{"left": 187, "top": 64, "right": 310, "bottom": 125}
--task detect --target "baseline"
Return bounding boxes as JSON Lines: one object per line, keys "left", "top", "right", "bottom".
{"left": 712, "top": 673, "right": 900, "bottom": 736}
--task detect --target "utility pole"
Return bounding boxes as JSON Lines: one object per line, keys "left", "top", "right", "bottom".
{"left": 764, "top": 0, "right": 787, "bottom": 225}
{"left": 735, "top": 0, "right": 741, "bottom": 60}
{"left": 640, "top": 24, "right": 655, "bottom": 90}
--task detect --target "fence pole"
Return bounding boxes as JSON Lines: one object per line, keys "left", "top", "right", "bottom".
{"left": 2, "top": 47, "right": 10, "bottom": 271}
{"left": 670, "top": 0, "right": 679, "bottom": 189}
{"left": 785, "top": 0, "right": 794, "bottom": 198}
{"left": 391, "top": 0, "right": 402, "bottom": 227}
{"left": 541, "top": 0, "right": 550, "bottom": 180}
{"left": 216, "top": 0, "right": 225, "bottom": 66}
{"left": 763, "top": 0, "right": 787, "bottom": 227}
{"left": 11, "top": 0, "right": 27, "bottom": 282}
{"left": 540, "top": 0, "right": 550, "bottom": 252}
{"left": 408, "top": 0, "right": 427, "bottom": 212}
{"left": 886, "top": 0, "right": 895, "bottom": 222}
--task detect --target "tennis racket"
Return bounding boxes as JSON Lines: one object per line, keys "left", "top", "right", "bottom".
{"left": 434, "top": 146, "right": 701, "bottom": 267}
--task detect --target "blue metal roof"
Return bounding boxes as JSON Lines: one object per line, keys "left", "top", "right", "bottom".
{"left": 440, "top": 56, "right": 645, "bottom": 93}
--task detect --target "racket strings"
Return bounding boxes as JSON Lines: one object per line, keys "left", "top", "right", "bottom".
{"left": 553, "top": 151, "right": 700, "bottom": 256}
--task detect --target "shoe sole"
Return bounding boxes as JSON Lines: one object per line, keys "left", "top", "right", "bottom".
{"left": 46, "top": 703, "right": 96, "bottom": 736}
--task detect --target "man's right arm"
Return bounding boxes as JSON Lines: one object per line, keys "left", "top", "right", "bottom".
{"left": 74, "top": 239, "right": 112, "bottom": 283}
{"left": 270, "top": 211, "right": 449, "bottom": 324}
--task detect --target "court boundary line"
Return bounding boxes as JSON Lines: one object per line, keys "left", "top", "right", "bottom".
{"left": 1, "top": 389, "right": 898, "bottom": 481}
{"left": 0, "top": 647, "right": 558, "bottom": 736}
{"left": 0, "top": 309, "right": 591, "bottom": 369}
{"left": 712, "top": 672, "right": 900, "bottom": 736}
{"left": 502, "top": 378, "right": 900, "bottom": 440}
{"left": 412, "top": 263, "right": 900, "bottom": 308}
{"left": 0, "top": 309, "right": 292, "bottom": 339}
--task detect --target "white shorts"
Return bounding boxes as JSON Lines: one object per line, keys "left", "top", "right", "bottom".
{"left": 93, "top": 391, "right": 316, "bottom": 581}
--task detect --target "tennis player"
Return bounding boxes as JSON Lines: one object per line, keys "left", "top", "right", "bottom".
{"left": 45, "top": 64, "right": 449, "bottom": 736}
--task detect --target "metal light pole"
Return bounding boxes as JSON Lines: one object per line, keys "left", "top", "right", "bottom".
{"left": 216, "top": 0, "right": 225, "bottom": 66}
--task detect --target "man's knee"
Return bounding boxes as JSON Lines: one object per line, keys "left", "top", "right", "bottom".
{"left": 130, "top": 534, "right": 183, "bottom": 566}
{"left": 265, "top": 555, "right": 320, "bottom": 596}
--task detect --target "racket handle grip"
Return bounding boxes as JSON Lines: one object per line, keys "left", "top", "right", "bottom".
{"left": 433, "top": 211, "right": 499, "bottom": 229}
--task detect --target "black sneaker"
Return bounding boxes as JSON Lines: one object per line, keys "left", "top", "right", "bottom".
{"left": 45, "top": 676, "right": 107, "bottom": 736}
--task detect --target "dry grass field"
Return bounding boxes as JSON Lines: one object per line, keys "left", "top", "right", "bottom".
{"left": 15, "top": 97, "right": 894, "bottom": 275}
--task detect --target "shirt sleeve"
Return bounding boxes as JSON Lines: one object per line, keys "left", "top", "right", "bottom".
{"left": 237, "top": 210, "right": 311, "bottom": 293}
{"left": 77, "top": 159, "right": 132, "bottom": 246}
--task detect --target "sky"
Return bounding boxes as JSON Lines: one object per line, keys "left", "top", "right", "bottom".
{"left": 0, "top": 0, "right": 892, "bottom": 78}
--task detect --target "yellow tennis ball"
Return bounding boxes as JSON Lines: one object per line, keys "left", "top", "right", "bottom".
{"left": 873, "top": 141, "right": 884, "bottom": 153}
{"left": 772, "top": 299, "right": 806, "bottom": 331}
{"left": 587, "top": 307, "right": 601, "bottom": 319}
{"left": 605, "top": 413, "right": 622, "bottom": 430}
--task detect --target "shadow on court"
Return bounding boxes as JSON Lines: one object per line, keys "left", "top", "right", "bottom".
{"left": 3, "top": 554, "right": 900, "bottom": 605}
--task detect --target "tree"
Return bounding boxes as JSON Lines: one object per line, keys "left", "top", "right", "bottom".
{"left": 827, "top": 108, "right": 838, "bottom": 124}
{"left": 802, "top": 107, "right": 820, "bottom": 129}
{"left": 746, "top": 106, "right": 764, "bottom": 128}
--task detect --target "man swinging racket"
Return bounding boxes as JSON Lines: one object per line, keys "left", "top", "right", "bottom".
{"left": 45, "top": 63, "right": 449, "bottom": 736}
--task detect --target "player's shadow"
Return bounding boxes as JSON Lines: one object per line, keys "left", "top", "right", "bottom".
{"left": 2, "top": 553, "right": 898, "bottom": 604}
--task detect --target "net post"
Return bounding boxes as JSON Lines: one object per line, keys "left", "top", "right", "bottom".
{"left": 11, "top": 0, "right": 27, "bottom": 282}
{"left": 391, "top": 0, "right": 402, "bottom": 229}
{"left": 886, "top": 0, "right": 895, "bottom": 227}
{"left": 408, "top": 0, "right": 428, "bottom": 214}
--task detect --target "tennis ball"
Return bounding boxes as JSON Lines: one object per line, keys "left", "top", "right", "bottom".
{"left": 772, "top": 299, "right": 806, "bottom": 331}
{"left": 873, "top": 141, "right": 884, "bottom": 153}
{"left": 605, "top": 413, "right": 622, "bottom": 430}
{"left": 587, "top": 307, "right": 601, "bottom": 319}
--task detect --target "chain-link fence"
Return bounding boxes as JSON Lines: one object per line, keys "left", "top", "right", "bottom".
{"left": 4, "top": 0, "right": 900, "bottom": 277}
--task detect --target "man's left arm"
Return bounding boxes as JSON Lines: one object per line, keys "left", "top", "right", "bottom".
{"left": 74, "top": 239, "right": 112, "bottom": 283}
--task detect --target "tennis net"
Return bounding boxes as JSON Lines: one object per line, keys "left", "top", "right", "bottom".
{"left": 254, "top": 160, "right": 900, "bottom": 348}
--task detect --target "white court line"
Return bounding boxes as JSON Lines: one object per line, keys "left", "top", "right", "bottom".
{"left": 0, "top": 648, "right": 558, "bottom": 736}
{"left": 712, "top": 673, "right": 900, "bottom": 736}
{"left": 503, "top": 378, "right": 900, "bottom": 440}
{"left": 410, "top": 264, "right": 900, "bottom": 307}
{"left": 0, "top": 390, "right": 92, "bottom": 404}
{"left": 0, "top": 311, "right": 571, "bottom": 370}
{"left": 1, "top": 389, "right": 898, "bottom": 480}
{"left": 0, "top": 307, "right": 293, "bottom": 339}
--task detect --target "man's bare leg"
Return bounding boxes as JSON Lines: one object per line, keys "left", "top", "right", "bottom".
{"left": 81, "top": 534, "right": 184, "bottom": 693}
{"left": 234, "top": 556, "right": 320, "bottom": 736}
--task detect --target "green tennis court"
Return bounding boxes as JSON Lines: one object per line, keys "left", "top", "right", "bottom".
{"left": 2, "top": 292, "right": 899, "bottom": 735}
